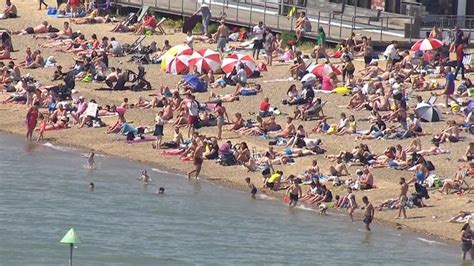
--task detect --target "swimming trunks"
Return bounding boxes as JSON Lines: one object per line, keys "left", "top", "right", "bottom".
{"left": 399, "top": 195, "right": 408, "bottom": 207}
{"left": 363, "top": 215, "right": 372, "bottom": 225}
{"left": 153, "top": 124, "right": 164, "bottom": 136}
{"left": 193, "top": 157, "right": 203, "bottom": 166}
{"left": 289, "top": 193, "right": 299, "bottom": 202}
{"left": 25, "top": 27, "right": 34, "bottom": 34}
{"left": 251, "top": 187, "right": 257, "bottom": 195}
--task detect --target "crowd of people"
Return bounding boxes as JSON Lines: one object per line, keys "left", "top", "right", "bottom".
{"left": 1, "top": 0, "right": 474, "bottom": 258}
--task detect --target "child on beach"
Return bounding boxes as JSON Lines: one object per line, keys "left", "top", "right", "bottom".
{"left": 152, "top": 110, "right": 164, "bottom": 150}
{"left": 362, "top": 196, "right": 374, "bottom": 231}
{"left": 86, "top": 152, "right": 96, "bottom": 169}
{"left": 36, "top": 113, "right": 46, "bottom": 142}
{"left": 245, "top": 177, "right": 257, "bottom": 199}
{"left": 140, "top": 170, "right": 151, "bottom": 183}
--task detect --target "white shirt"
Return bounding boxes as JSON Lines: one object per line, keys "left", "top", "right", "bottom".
{"left": 187, "top": 100, "right": 199, "bottom": 116}
{"left": 383, "top": 44, "right": 397, "bottom": 60}
{"left": 253, "top": 25, "right": 264, "bottom": 40}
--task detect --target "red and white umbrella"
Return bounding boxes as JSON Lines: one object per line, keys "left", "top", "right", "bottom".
{"left": 166, "top": 54, "right": 191, "bottom": 75}
{"left": 188, "top": 48, "right": 222, "bottom": 73}
{"left": 307, "top": 63, "right": 341, "bottom": 77}
{"left": 411, "top": 38, "right": 444, "bottom": 51}
{"left": 221, "top": 54, "right": 257, "bottom": 76}
{"left": 160, "top": 44, "right": 193, "bottom": 71}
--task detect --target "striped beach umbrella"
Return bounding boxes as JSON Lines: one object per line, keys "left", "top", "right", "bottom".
{"left": 411, "top": 38, "right": 444, "bottom": 51}
{"left": 221, "top": 53, "right": 257, "bottom": 76}
{"left": 188, "top": 48, "right": 221, "bottom": 73}
{"left": 161, "top": 44, "right": 193, "bottom": 71}
{"left": 307, "top": 63, "right": 341, "bottom": 77}
{"left": 166, "top": 54, "right": 191, "bottom": 75}
{"left": 415, "top": 103, "right": 441, "bottom": 122}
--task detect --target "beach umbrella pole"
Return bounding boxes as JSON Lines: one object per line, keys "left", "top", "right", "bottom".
{"left": 69, "top": 243, "right": 73, "bottom": 266}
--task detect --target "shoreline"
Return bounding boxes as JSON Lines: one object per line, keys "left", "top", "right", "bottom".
{"left": 0, "top": 129, "right": 458, "bottom": 245}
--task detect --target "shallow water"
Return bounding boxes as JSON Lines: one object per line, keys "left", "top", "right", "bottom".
{"left": 0, "top": 134, "right": 460, "bottom": 265}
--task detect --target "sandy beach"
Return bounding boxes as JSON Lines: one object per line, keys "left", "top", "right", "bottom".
{"left": 0, "top": 0, "right": 473, "bottom": 243}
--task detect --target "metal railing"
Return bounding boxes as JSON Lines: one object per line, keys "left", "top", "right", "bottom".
{"left": 112, "top": 0, "right": 421, "bottom": 44}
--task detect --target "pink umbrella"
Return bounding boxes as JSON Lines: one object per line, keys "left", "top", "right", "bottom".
{"left": 166, "top": 54, "right": 191, "bottom": 75}
{"left": 307, "top": 63, "right": 341, "bottom": 77}
{"left": 188, "top": 48, "right": 222, "bottom": 73}
{"left": 411, "top": 38, "right": 444, "bottom": 51}
{"left": 221, "top": 54, "right": 257, "bottom": 76}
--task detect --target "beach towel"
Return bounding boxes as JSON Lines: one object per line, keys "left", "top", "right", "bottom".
{"left": 125, "top": 136, "right": 154, "bottom": 144}
{"left": 161, "top": 149, "right": 185, "bottom": 156}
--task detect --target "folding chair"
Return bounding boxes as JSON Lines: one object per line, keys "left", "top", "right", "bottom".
{"left": 127, "top": 35, "right": 146, "bottom": 54}
{"left": 427, "top": 96, "right": 437, "bottom": 105}
{"left": 155, "top": 17, "right": 166, "bottom": 35}
{"left": 137, "top": 5, "right": 150, "bottom": 23}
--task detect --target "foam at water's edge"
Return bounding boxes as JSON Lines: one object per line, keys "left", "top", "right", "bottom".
{"left": 43, "top": 142, "right": 74, "bottom": 152}
{"left": 417, "top": 237, "right": 447, "bottom": 246}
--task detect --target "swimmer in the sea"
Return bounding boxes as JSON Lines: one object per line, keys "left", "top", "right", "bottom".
{"left": 89, "top": 182, "right": 95, "bottom": 191}
{"left": 140, "top": 170, "right": 151, "bottom": 183}
{"left": 86, "top": 152, "right": 96, "bottom": 169}
{"left": 158, "top": 187, "right": 165, "bottom": 194}
{"left": 245, "top": 177, "right": 257, "bottom": 199}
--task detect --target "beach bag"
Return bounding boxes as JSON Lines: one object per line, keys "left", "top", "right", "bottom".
{"left": 47, "top": 7, "right": 57, "bottom": 15}
{"left": 425, "top": 160, "right": 435, "bottom": 171}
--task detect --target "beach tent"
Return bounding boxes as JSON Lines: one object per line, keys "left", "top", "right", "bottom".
{"left": 221, "top": 54, "right": 257, "bottom": 76}
{"left": 189, "top": 48, "right": 221, "bottom": 73}
{"left": 415, "top": 103, "right": 441, "bottom": 122}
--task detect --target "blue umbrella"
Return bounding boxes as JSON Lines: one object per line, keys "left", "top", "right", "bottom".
{"left": 182, "top": 75, "right": 206, "bottom": 92}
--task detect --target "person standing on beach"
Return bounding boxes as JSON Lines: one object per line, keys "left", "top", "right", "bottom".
{"left": 25, "top": 101, "right": 39, "bottom": 141}
{"left": 362, "top": 196, "right": 374, "bottom": 231}
{"left": 347, "top": 187, "right": 357, "bottom": 222}
{"left": 245, "top": 177, "right": 257, "bottom": 199}
{"left": 186, "top": 94, "right": 199, "bottom": 138}
{"left": 397, "top": 177, "right": 408, "bottom": 219}
{"left": 215, "top": 20, "right": 228, "bottom": 55}
{"left": 286, "top": 176, "right": 302, "bottom": 207}
{"left": 188, "top": 138, "right": 204, "bottom": 179}
{"left": 252, "top": 21, "right": 265, "bottom": 60}
{"left": 153, "top": 110, "right": 164, "bottom": 150}
{"left": 193, "top": 0, "right": 211, "bottom": 36}
{"left": 461, "top": 223, "right": 473, "bottom": 260}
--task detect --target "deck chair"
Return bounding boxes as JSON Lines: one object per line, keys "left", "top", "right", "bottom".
{"left": 155, "top": 17, "right": 166, "bottom": 35}
{"left": 126, "top": 35, "right": 146, "bottom": 54}
{"left": 137, "top": 5, "right": 150, "bottom": 23}
{"left": 427, "top": 96, "right": 437, "bottom": 105}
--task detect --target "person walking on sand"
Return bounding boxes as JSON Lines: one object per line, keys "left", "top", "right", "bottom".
{"left": 245, "top": 177, "right": 257, "bottom": 199}
{"left": 193, "top": 0, "right": 211, "bottom": 36}
{"left": 38, "top": 0, "right": 48, "bottom": 10}
{"left": 362, "top": 196, "right": 374, "bottom": 231}
{"left": 461, "top": 223, "right": 473, "bottom": 260}
{"left": 397, "top": 177, "right": 408, "bottom": 219}
{"left": 286, "top": 176, "right": 302, "bottom": 207}
{"left": 188, "top": 138, "right": 204, "bottom": 179}
{"left": 215, "top": 20, "right": 228, "bottom": 54}
{"left": 214, "top": 101, "right": 229, "bottom": 140}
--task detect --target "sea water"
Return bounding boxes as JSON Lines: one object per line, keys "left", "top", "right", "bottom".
{"left": 0, "top": 134, "right": 460, "bottom": 265}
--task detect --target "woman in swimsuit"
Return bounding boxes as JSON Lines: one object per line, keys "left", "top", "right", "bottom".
{"left": 337, "top": 115, "right": 356, "bottom": 136}
{"left": 25, "top": 101, "right": 39, "bottom": 140}
{"left": 440, "top": 165, "right": 470, "bottom": 194}
{"left": 287, "top": 124, "right": 307, "bottom": 148}
{"left": 464, "top": 143, "right": 474, "bottom": 162}
{"left": 461, "top": 223, "right": 473, "bottom": 260}
{"left": 214, "top": 101, "right": 229, "bottom": 140}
